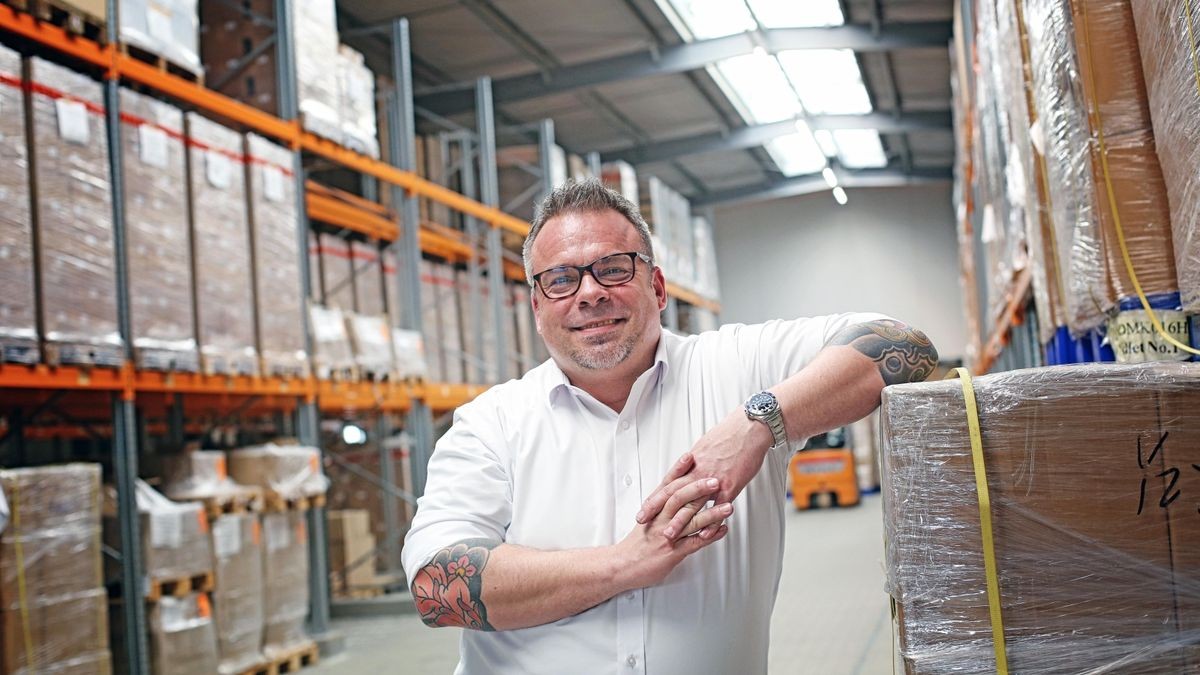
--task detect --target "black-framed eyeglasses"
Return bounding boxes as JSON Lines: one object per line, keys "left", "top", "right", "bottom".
{"left": 530, "top": 251, "right": 652, "bottom": 299}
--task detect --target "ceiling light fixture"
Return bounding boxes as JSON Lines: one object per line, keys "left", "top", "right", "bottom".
{"left": 832, "top": 186, "right": 848, "bottom": 205}
{"left": 821, "top": 167, "right": 838, "bottom": 188}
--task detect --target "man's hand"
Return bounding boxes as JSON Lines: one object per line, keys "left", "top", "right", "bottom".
{"left": 635, "top": 409, "right": 773, "bottom": 539}
{"left": 615, "top": 477, "right": 731, "bottom": 590}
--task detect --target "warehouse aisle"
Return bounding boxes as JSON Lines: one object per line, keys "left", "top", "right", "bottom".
{"left": 313, "top": 494, "right": 891, "bottom": 674}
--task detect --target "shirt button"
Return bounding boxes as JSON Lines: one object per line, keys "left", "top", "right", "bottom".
{"left": 626, "top": 655, "right": 637, "bottom": 667}
{"left": 626, "top": 592, "right": 635, "bottom": 600}
{"left": 623, "top": 474, "right": 633, "bottom": 487}
{"left": 620, "top": 420, "right": 630, "bottom": 431}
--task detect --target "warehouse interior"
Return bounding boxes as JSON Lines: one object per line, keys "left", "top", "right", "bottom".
{"left": 0, "top": 0, "right": 1197, "bottom": 673}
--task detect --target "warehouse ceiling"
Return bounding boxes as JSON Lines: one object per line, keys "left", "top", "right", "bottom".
{"left": 336, "top": 0, "right": 954, "bottom": 207}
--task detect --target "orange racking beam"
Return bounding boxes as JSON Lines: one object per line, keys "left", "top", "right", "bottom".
{"left": 317, "top": 380, "right": 415, "bottom": 413}
{"left": 975, "top": 267, "right": 1032, "bottom": 375}
{"left": 665, "top": 282, "right": 722, "bottom": 314}
{"left": 306, "top": 189, "right": 399, "bottom": 241}
{"left": 420, "top": 382, "right": 491, "bottom": 412}
{"left": 0, "top": 363, "right": 125, "bottom": 391}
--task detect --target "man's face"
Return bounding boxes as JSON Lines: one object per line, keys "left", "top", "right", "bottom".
{"left": 528, "top": 209, "right": 667, "bottom": 374}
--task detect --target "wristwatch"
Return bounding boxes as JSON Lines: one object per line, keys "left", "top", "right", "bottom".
{"left": 744, "top": 391, "right": 788, "bottom": 449}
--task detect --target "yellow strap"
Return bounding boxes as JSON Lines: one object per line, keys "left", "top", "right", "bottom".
{"left": 11, "top": 482, "right": 36, "bottom": 669}
{"left": 949, "top": 368, "right": 1009, "bottom": 674}
{"left": 1080, "top": 2, "right": 1200, "bottom": 356}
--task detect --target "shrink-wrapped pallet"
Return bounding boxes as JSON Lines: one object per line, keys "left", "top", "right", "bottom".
{"left": 347, "top": 313, "right": 394, "bottom": 379}
{"left": 104, "top": 481, "right": 213, "bottom": 590}
{"left": 391, "top": 329, "right": 428, "bottom": 380}
{"left": 161, "top": 450, "right": 263, "bottom": 509}
{"left": 309, "top": 305, "right": 355, "bottom": 379}
{"left": 120, "top": 87, "right": 198, "bottom": 372}
{"left": 211, "top": 514, "right": 264, "bottom": 674}
{"left": 320, "top": 233, "right": 355, "bottom": 311}
{"left": 119, "top": 0, "right": 202, "bottom": 76}
{"left": 434, "top": 263, "right": 464, "bottom": 383}
{"left": 186, "top": 113, "right": 258, "bottom": 375}
{"left": 147, "top": 593, "right": 220, "bottom": 675}
{"left": 512, "top": 283, "right": 537, "bottom": 372}
{"left": 336, "top": 45, "right": 379, "bottom": 159}
{"left": 261, "top": 512, "right": 310, "bottom": 655}
{"left": 419, "top": 260, "right": 444, "bottom": 381}
{"left": 0, "top": 46, "right": 36, "bottom": 364}
{"left": 293, "top": 0, "right": 340, "bottom": 141}
{"left": 308, "top": 230, "right": 322, "bottom": 301}
{"left": 29, "top": 57, "right": 123, "bottom": 367}
{"left": 351, "top": 240, "right": 385, "bottom": 316}
{"left": 881, "top": 363, "right": 1200, "bottom": 673}
{"left": 246, "top": 133, "right": 307, "bottom": 378}
{"left": 456, "top": 269, "right": 496, "bottom": 383}
{"left": 229, "top": 444, "right": 328, "bottom": 501}
{"left": 1130, "top": 4, "right": 1200, "bottom": 313}
{"left": 0, "top": 464, "right": 111, "bottom": 674}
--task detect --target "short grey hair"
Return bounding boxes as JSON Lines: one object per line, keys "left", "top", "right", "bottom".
{"left": 522, "top": 178, "right": 655, "bottom": 283}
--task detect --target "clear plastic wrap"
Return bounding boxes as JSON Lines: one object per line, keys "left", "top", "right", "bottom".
{"left": 147, "top": 593, "right": 220, "bottom": 675}
{"left": 319, "top": 233, "right": 355, "bottom": 311}
{"left": 104, "top": 480, "right": 213, "bottom": 586}
{"left": 881, "top": 362, "right": 1200, "bottom": 674}
{"left": 0, "top": 46, "right": 37, "bottom": 365}
{"left": 293, "top": 0, "right": 340, "bottom": 141}
{"left": 246, "top": 133, "right": 307, "bottom": 378}
{"left": 119, "top": 0, "right": 202, "bottom": 75}
{"left": 1022, "top": 0, "right": 1114, "bottom": 333}
{"left": 309, "top": 229, "right": 322, "bottom": 301}
{"left": 456, "top": 269, "right": 496, "bottom": 383}
{"left": 309, "top": 304, "right": 355, "bottom": 379}
{"left": 120, "top": 87, "right": 198, "bottom": 372}
{"left": 391, "top": 328, "right": 428, "bottom": 380}
{"left": 419, "top": 260, "right": 445, "bottom": 382}
{"left": 1130, "top": 4, "right": 1200, "bottom": 313}
{"left": 29, "top": 57, "right": 124, "bottom": 367}
{"left": 210, "top": 514, "right": 264, "bottom": 674}
{"left": 351, "top": 240, "right": 384, "bottom": 316}
{"left": 336, "top": 45, "right": 379, "bottom": 159}
{"left": 382, "top": 247, "right": 403, "bottom": 327}
{"left": 347, "top": 312, "right": 394, "bottom": 378}
{"left": 161, "top": 450, "right": 262, "bottom": 506}
{"left": 600, "top": 160, "right": 639, "bottom": 207}
{"left": 186, "top": 112, "right": 258, "bottom": 376}
{"left": 260, "top": 511, "right": 311, "bottom": 654}
{"left": 0, "top": 464, "right": 111, "bottom": 674}
{"left": 228, "top": 443, "right": 328, "bottom": 500}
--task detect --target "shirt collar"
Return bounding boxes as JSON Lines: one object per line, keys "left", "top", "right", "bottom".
{"left": 545, "top": 330, "right": 673, "bottom": 406}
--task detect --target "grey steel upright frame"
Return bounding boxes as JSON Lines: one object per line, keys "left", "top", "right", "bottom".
{"left": 272, "top": 0, "right": 333, "bottom": 640}
{"left": 104, "top": 0, "right": 149, "bottom": 664}
{"left": 476, "top": 77, "right": 510, "bottom": 383}
{"left": 388, "top": 18, "right": 437, "bottom": 499}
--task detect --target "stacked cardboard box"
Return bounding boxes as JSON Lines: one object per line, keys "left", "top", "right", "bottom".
{"left": 120, "top": 87, "right": 198, "bottom": 372}
{"left": 161, "top": 450, "right": 262, "bottom": 507}
{"left": 261, "top": 512, "right": 310, "bottom": 656}
{"left": 186, "top": 113, "right": 258, "bottom": 376}
{"left": 147, "top": 594, "right": 220, "bottom": 675}
{"left": 211, "top": 514, "right": 264, "bottom": 674}
{"left": 309, "top": 305, "right": 356, "bottom": 379}
{"left": 308, "top": 230, "right": 322, "bottom": 301}
{"left": 456, "top": 269, "right": 497, "bottom": 383}
{"left": 336, "top": 45, "right": 379, "bottom": 158}
{"left": 0, "top": 464, "right": 111, "bottom": 674}
{"left": 351, "top": 241, "right": 385, "bottom": 317}
{"left": 419, "top": 260, "right": 445, "bottom": 381}
{"left": 326, "top": 443, "right": 415, "bottom": 576}
{"left": 29, "top": 57, "right": 124, "bottom": 367}
{"left": 327, "top": 510, "right": 378, "bottom": 595}
{"left": 1130, "top": 4, "right": 1200, "bottom": 314}
{"left": 347, "top": 313, "right": 394, "bottom": 379}
{"left": 246, "top": 133, "right": 308, "bottom": 378}
{"left": 881, "top": 363, "right": 1200, "bottom": 673}
{"left": 104, "top": 481, "right": 214, "bottom": 590}
{"left": 319, "top": 233, "right": 355, "bottom": 311}
{"left": 120, "top": 0, "right": 202, "bottom": 76}
{"left": 0, "top": 46, "right": 37, "bottom": 365}
{"left": 229, "top": 444, "right": 328, "bottom": 501}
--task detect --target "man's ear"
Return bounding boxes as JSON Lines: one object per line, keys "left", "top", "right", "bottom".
{"left": 530, "top": 288, "right": 543, "bottom": 335}
{"left": 652, "top": 266, "right": 668, "bottom": 311}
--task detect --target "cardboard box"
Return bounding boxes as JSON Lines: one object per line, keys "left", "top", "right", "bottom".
{"left": 1069, "top": 0, "right": 1154, "bottom": 138}
{"left": 186, "top": 113, "right": 258, "bottom": 376}
{"left": 211, "top": 514, "right": 264, "bottom": 674}
{"left": 29, "top": 57, "right": 124, "bottom": 367}
{"left": 419, "top": 260, "right": 445, "bottom": 381}
{"left": 261, "top": 512, "right": 310, "bottom": 654}
{"left": 351, "top": 241, "right": 385, "bottom": 317}
{"left": 881, "top": 363, "right": 1200, "bottom": 673}
{"left": 327, "top": 509, "right": 377, "bottom": 592}
{"left": 120, "top": 87, "right": 198, "bottom": 373}
{"left": 1, "top": 587, "right": 110, "bottom": 674}
{"left": 0, "top": 46, "right": 38, "bottom": 365}
{"left": 120, "top": 0, "right": 202, "bottom": 76}
{"left": 319, "top": 234, "right": 355, "bottom": 311}
{"left": 1130, "top": 2, "right": 1200, "bottom": 312}
{"left": 434, "top": 263, "right": 464, "bottom": 383}
{"left": 246, "top": 133, "right": 307, "bottom": 378}
{"left": 228, "top": 444, "right": 327, "bottom": 500}
{"left": 325, "top": 446, "right": 414, "bottom": 574}
{"left": 104, "top": 482, "right": 214, "bottom": 586}
{"left": 147, "top": 593, "right": 220, "bottom": 675}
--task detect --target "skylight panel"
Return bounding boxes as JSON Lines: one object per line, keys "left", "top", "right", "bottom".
{"left": 777, "top": 49, "right": 873, "bottom": 115}
{"left": 715, "top": 52, "right": 801, "bottom": 123}
{"left": 746, "top": 0, "right": 844, "bottom": 28}
{"left": 662, "top": 0, "right": 756, "bottom": 39}
{"left": 833, "top": 129, "right": 889, "bottom": 168}
{"left": 764, "top": 125, "right": 827, "bottom": 177}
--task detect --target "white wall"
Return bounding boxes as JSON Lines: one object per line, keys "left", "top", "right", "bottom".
{"left": 711, "top": 184, "right": 966, "bottom": 361}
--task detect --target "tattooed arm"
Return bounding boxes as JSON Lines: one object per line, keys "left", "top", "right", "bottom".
{"left": 640, "top": 318, "right": 937, "bottom": 533}
{"left": 412, "top": 476, "right": 730, "bottom": 631}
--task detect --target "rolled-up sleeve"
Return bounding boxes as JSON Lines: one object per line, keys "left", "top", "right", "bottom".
{"left": 401, "top": 401, "right": 512, "bottom": 587}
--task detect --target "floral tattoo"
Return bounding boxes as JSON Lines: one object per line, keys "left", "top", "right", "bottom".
{"left": 413, "top": 539, "right": 498, "bottom": 630}
{"left": 829, "top": 319, "right": 938, "bottom": 385}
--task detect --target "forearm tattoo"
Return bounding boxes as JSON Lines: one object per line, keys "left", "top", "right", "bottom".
{"left": 829, "top": 319, "right": 938, "bottom": 385}
{"left": 413, "top": 539, "right": 499, "bottom": 630}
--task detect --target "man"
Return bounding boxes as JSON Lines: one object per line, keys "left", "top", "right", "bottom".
{"left": 402, "top": 179, "right": 937, "bottom": 674}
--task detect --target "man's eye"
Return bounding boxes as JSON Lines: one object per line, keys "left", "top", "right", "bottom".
{"left": 548, "top": 275, "right": 575, "bottom": 287}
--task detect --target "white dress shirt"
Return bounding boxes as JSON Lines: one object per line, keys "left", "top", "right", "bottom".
{"left": 403, "top": 314, "right": 887, "bottom": 675}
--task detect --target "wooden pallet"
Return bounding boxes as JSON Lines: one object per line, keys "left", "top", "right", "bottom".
{"left": 118, "top": 42, "right": 204, "bottom": 84}
{"left": 199, "top": 489, "right": 264, "bottom": 520}
{"left": 3, "top": 0, "right": 106, "bottom": 42}
{"left": 263, "top": 492, "right": 326, "bottom": 513}
{"left": 335, "top": 586, "right": 384, "bottom": 600}
{"left": 145, "top": 570, "right": 214, "bottom": 601}
{"left": 239, "top": 641, "right": 319, "bottom": 675}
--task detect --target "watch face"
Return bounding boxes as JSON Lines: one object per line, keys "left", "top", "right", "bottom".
{"left": 746, "top": 392, "right": 777, "bottom": 416}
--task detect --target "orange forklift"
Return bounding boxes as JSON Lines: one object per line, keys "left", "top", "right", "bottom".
{"left": 788, "top": 426, "right": 860, "bottom": 510}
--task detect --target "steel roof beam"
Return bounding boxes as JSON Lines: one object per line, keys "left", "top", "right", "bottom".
{"left": 690, "top": 166, "right": 952, "bottom": 207}
{"left": 416, "top": 22, "right": 952, "bottom": 116}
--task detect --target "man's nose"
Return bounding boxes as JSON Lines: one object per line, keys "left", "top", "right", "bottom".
{"left": 574, "top": 271, "right": 609, "bottom": 305}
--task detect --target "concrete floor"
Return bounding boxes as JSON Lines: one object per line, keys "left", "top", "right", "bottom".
{"left": 310, "top": 493, "right": 894, "bottom": 674}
